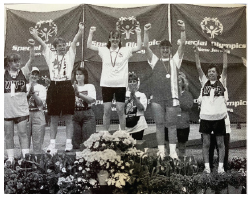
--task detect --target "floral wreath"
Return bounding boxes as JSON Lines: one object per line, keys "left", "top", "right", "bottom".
{"left": 200, "top": 17, "right": 223, "bottom": 39}
{"left": 116, "top": 16, "right": 140, "bottom": 40}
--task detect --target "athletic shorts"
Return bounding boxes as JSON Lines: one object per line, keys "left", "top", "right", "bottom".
{"left": 199, "top": 119, "right": 226, "bottom": 136}
{"left": 102, "top": 87, "right": 126, "bottom": 103}
{"left": 165, "top": 127, "right": 190, "bottom": 143}
{"left": 4, "top": 115, "right": 29, "bottom": 124}
{"left": 46, "top": 81, "right": 75, "bottom": 116}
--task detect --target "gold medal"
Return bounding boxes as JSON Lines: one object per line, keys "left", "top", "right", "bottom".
{"left": 166, "top": 74, "right": 171, "bottom": 78}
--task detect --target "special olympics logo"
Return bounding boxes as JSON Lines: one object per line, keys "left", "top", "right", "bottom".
{"left": 200, "top": 17, "right": 223, "bottom": 39}
{"left": 116, "top": 16, "right": 140, "bottom": 40}
{"left": 34, "top": 19, "right": 57, "bottom": 42}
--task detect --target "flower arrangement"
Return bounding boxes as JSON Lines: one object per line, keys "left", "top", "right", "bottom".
{"left": 75, "top": 130, "right": 141, "bottom": 190}
{"left": 4, "top": 132, "right": 247, "bottom": 194}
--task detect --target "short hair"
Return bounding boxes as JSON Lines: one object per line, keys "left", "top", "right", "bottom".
{"left": 52, "top": 37, "right": 66, "bottom": 49}
{"left": 107, "top": 30, "right": 122, "bottom": 49}
{"left": 74, "top": 66, "right": 89, "bottom": 84}
{"left": 206, "top": 63, "right": 221, "bottom": 80}
{"left": 128, "top": 71, "right": 139, "bottom": 82}
{"left": 4, "top": 53, "right": 21, "bottom": 69}
{"left": 159, "top": 39, "right": 172, "bottom": 47}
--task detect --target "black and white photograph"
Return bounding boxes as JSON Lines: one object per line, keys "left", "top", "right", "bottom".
{"left": 3, "top": 1, "right": 247, "bottom": 194}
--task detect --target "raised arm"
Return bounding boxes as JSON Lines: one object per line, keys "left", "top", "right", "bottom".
{"left": 71, "top": 22, "right": 84, "bottom": 52}
{"left": 29, "top": 27, "right": 47, "bottom": 51}
{"left": 23, "top": 39, "right": 35, "bottom": 72}
{"left": 221, "top": 47, "right": 228, "bottom": 86}
{"left": 143, "top": 23, "right": 153, "bottom": 62}
{"left": 177, "top": 20, "right": 186, "bottom": 58}
{"left": 193, "top": 44, "right": 204, "bottom": 80}
{"left": 132, "top": 26, "right": 142, "bottom": 53}
{"left": 87, "top": 26, "right": 98, "bottom": 51}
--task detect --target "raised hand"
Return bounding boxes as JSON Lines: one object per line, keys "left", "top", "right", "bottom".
{"left": 144, "top": 23, "right": 152, "bottom": 31}
{"left": 90, "top": 26, "right": 96, "bottom": 33}
{"left": 177, "top": 20, "right": 185, "bottom": 31}
{"left": 29, "top": 27, "right": 38, "bottom": 36}
{"left": 193, "top": 44, "right": 199, "bottom": 54}
{"left": 79, "top": 22, "right": 84, "bottom": 31}
{"left": 222, "top": 46, "right": 229, "bottom": 54}
{"left": 135, "top": 26, "right": 141, "bottom": 34}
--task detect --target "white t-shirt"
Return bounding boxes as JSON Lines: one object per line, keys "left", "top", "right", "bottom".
{"left": 125, "top": 91, "right": 148, "bottom": 133}
{"left": 75, "top": 84, "right": 96, "bottom": 108}
{"left": 42, "top": 45, "right": 75, "bottom": 81}
{"left": 98, "top": 47, "right": 133, "bottom": 87}
{"left": 199, "top": 75, "right": 227, "bottom": 120}
{"left": 26, "top": 83, "right": 47, "bottom": 110}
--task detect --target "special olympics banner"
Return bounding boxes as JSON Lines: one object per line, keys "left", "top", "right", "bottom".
{"left": 171, "top": 4, "right": 246, "bottom": 64}
{"left": 84, "top": 4, "right": 169, "bottom": 62}
{"left": 5, "top": 5, "right": 83, "bottom": 71}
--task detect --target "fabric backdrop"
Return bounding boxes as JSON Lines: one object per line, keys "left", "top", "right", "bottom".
{"left": 4, "top": 4, "right": 246, "bottom": 122}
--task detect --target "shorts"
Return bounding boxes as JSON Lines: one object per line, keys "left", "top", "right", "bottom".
{"left": 199, "top": 119, "right": 226, "bottom": 136}
{"left": 4, "top": 115, "right": 29, "bottom": 124}
{"left": 102, "top": 87, "right": 126, "bottom": 103}
{"left": 165, "top": 127, "right": 190, "bottom": 143}
{"left": 46, "top": 81, "right": 75, "bottom": 116}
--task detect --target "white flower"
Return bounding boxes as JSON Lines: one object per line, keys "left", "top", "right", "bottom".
{"left": 78, "top": 166, "right": 83, "bottom": 171}
{"left": 74, "top": 161, "right": 79, "bottom": 164}
{"left": 125, "top": 162, "right": 130, "bottom": 167}
{"left": 55, "top": 161, "right": 60, "bottom": 166}
{"left": 115, "top": 181, "right": 122, "bottom": 188}
{"left": 106, "top": 162, "right": 110, "bottom": 169}
{"left": 57, "top": 177, "right": 66, "bottom": 185}
{"left": 121, "top": 166, "right": 125, "bottom": 169}
{"left": 93, "top": 141, "right": 99, "bottom": 148}
{"left": 62, "top": 167, "right": 66, "bottom": 172}
{"left": 89, "top": 178, "right": 97, "bottom": 186}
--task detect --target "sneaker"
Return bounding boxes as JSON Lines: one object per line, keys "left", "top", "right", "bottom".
{"left": 218, "top": 167, "right": 225, "bottom": 174}
{"left": 203, "top": 167, "right": 211, "bottom": 174}
{"left": 157, "top": 150, "right": 165, "bottom": 159}
{"left": 65, "top": 143, "right": 73, "bottom": 152}
{"left": 46, "top": 143, "right": 56, "bottom": 152}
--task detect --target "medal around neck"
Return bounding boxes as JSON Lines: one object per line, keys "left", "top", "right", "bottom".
{"left": 166, "top": 74, "right": 171, "bottom": 78}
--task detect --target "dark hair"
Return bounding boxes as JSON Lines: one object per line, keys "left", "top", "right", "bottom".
{"left": 206, "top": 63, "right": 221, "bottom": 80}
{"left": 4, "top": 53, "right": 21, "bottom": 69}
{"left": 128, "top": 71, "right": 139, "bottom": 81}
{"left": 52, "top": 37, "right": 66, "bottom": 48}
{"left": 107, "top": 30, "right": 122, "bottom": 49}
{"left": 74, "top": 66, "right": 89, "bottom": 84}
{"left": 159, "top": 39, "right": 172, "bottom": 47}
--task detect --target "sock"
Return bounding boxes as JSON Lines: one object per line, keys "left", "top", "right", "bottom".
{"left": 169, "top": 144, "right": 177, "bottom": 155}
{"left": 158, "top": 145, "right": 165, "bottom": 153}
{"left": 219, "top": 162, "right": 224, "bottom": 168}
{"left": 66, "top": 139, "right": 72, "bottom": 144}
{"left": 6, "top": 149, "right": 15, "bottom": 159}
{"left": 22, "top": 149, "right": 30, "bottom": 158}
{"left": 205, "top": 163, "right": 210, "bottom": 169}
{"left": 50, "top": 139, "right": 56, "bottom": 144}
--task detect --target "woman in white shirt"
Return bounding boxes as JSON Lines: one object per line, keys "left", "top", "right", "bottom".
{"left": 72, "top": 66, "right": 96, "bottom": 149}
{"left": 87, "top": 26, "right": 142, "bottom": 132}
{"left": 125, "top": 72, "right": 148, "bottom": 140}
